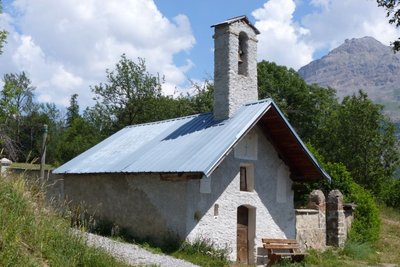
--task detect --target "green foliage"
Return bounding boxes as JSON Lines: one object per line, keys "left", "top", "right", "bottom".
{"left": 0, "top": 0, "right": 7, "bottom": 55}
{"left": 382, "top": 179, "right": 400, "bottom": 209}
{"left": 0, "top": 173, "right": 129, "bottom": 267}
{"left": 377, "top": 0, "right": 400, "bottom": 51}
{"left": 0, "top": 72, "right": 35, "bottom": 160}
{"left": 66, "top": 93, "right": 80, "bottom": 127}
{"left": 341, "top": 241, "right": 374, "bottom": 260}
{"left": 305, "top": 249, "right": 352, "bottom": 267}
{"left": 90, "top": 55, "right": 164, "bottom": 134}
{"left": 54, "top": 94, "right": 101, "bottom": 164}
{"left": 302, "top": 146, "right": 381, "bottom": 243}
{"left": 326, "top": 163, "right": 381, "bottom": 243}
{"left": 257, "top": 60, "right": 337, "bottom": 140}
{"left": 172, "top": 238, "right": 229, "bottom": 267}
{"left": 89, "top": 55, "right": 214, "bottom": 136}
{"left": 316, "top": 91, "right": 400, "bottom": 196}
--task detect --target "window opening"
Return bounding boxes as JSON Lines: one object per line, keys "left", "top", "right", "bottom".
{"left": 214, "top": 204, "right": 219, "bottom": 218}
{"left": 238, "top": 32, "right": 249, "bottom": 76}
{"left": 240, "top": 166, "right": 247, "bottom": 191}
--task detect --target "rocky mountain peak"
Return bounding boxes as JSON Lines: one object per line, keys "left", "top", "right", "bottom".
{"left": 298, "top": 36, "right": 400, "bottom": 123}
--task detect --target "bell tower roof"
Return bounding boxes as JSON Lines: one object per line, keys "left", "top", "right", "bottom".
{"left": 211, "top": 15, "right": 260, "bottom": 35}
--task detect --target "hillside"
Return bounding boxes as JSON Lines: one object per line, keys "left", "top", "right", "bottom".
{"left": 298, "top": 37, "right": 400, "bottom": 123}
{"left": 0, "top": 174, "right": 129, "bottom": 267}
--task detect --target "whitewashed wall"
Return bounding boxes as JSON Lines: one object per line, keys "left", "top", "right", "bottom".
{"left": 185, "top": 126, "right": 295, "bottom": 264}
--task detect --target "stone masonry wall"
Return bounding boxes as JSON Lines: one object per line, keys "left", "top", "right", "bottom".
{"left": 296, "top": 189, "right": 352, "bottom": 250}
{"left": 295, "top": 190, "right": 326, "bottom": 250}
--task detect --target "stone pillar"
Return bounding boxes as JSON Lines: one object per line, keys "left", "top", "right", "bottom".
{"left": 326, "top": 190, "right": 346, "bottom": 247}
{"left": 0, "top": 158, "right": 12, "bottom": 176}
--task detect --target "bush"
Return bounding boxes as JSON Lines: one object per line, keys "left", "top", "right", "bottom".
{"left": 347, "top": 183, "right": 380, "bottom": 242}
{"left": 382, "top": 179, "right": 400, "bottom": 209}
{"left": 322, "top": 161, "right": 381, "bottom": 243}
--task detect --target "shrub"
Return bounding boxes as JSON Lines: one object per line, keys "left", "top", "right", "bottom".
{"left": 341, "top": 241, "right": 374, "bottom": 260}
{"left": 382, "top": 178, "right": 400, "bottom": 209}
{"left": 347, "top": 183, "right": 380, "bottom": 243}
{"left": 322, "top": 162, "right": 380, "bottom": 243}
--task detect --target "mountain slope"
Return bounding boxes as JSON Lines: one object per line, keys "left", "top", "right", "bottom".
{"left": 298, "top": 37, "right": 400, "bottom": 122}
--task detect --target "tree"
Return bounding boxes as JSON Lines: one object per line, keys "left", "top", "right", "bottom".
{"left": 0, "top": 72, "right": 35, "bottom": 160}
{"left": 51, "top": 94, "right": 101, "bottom": 164}
{"left": 90, "top": 55, "right": 164, "bottom": 134}
{"left": 0, "top": 0, "right": 7, "bottom": 55}
{"left": 66, "top": 94, "right": 80, "bottom": 127}
{"left": 1, "top": 72, "right": 35, "bottom": 143}
{"left": 377, "top": 0, "right": 400, "bottom": 51}
{"left": 257, "top": 60, "right": 337, "bottom": 140}
{"left": 316, "top": 91, "right": 400, "bottom": 195}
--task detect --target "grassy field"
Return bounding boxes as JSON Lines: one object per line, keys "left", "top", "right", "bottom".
{"left": 0, "top": 173, "right": 130, "bottom": 267}
{"left": 374, "top": 206, "right": 400, "bottom": 264}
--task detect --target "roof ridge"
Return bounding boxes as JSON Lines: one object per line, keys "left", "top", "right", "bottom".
{"left": 243, "top": 98, "right": 272, "bottom": 106}
{"left": 125, "top": 112, "right": 213, "bottom": 129}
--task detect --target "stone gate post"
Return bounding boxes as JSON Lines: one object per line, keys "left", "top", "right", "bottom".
{"left": 326, "top": 190, "right": 346, "bottom": 247}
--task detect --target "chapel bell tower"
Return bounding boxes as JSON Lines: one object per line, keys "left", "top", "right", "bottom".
{"left": 211, "top": 16, "right": 260, "bottom": 120}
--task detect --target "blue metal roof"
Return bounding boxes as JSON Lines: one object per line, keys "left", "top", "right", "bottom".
{"left": 54, "top": 99, "right": 272, "bottom": 176}
{"left": 53, "top": 98, "right": 331, "bottom": 182}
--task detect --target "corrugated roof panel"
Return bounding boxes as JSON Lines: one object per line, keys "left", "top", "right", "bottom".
{"left": 53, "top": 99, "right": 272, "bottom": 175}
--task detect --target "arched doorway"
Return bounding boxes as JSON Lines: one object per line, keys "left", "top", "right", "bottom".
{"left": 237, "top": 206, "right": 248, "bottom": 263}
{"left": 237, "top": 205, "right": 256, "bottom": 264}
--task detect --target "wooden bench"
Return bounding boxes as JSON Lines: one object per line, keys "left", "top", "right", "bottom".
{"left": 262, "top": 238, "right": 306, "bottom": 266}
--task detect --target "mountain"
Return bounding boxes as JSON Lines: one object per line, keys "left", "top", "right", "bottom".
{"left": 298, "top": 36, "right": 400, "bottom": 123}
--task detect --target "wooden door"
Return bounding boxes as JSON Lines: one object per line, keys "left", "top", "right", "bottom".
{"left": 237, "top": 206, "right": 249, "bottom": 264}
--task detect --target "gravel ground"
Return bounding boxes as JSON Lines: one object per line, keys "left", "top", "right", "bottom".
{"left": 82, "top": 231, "right": 200, "bottom": 267}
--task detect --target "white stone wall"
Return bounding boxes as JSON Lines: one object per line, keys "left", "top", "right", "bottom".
{"left": 213, "top": 20, "right": 258, "bottom": 120}
{"left": 63, "top": 173, "right": 189, "bottom": 243}
{"left": 185, "top": 126, "right": 295, "bottom": 264}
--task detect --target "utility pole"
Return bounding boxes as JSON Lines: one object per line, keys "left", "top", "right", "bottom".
{"left": 40, "top": 124, "right": 48, "bottom": 179}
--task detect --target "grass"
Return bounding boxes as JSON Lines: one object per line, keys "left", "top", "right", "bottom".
{"left": 0, "top": 173, "right": 130, "bottom": 267}
{"left": 171, "top": 238, "right": 230, "bottom": 267}
{"left": 374, "top": 205, "right": 400, "bottom": 264}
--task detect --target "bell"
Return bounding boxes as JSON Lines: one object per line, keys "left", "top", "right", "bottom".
{"left": 238, "top": 49, "right": 244, "bottom": 63}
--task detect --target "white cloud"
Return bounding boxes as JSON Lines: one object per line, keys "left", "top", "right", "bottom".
{"left": 251, "top": 0, "right": 400, "bottom": 69}
{"left": 301, "top": 0, "right": 400, "bottom": 53}
{"left": 252, "top": 0, "right": 314, "bottom": 70}
{"left": 0, "top": 0, "right": 195, "bottom": 107}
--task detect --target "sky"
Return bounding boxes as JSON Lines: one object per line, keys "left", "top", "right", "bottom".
{"left": 0, "top": 0, "right": 399, "bottom": 109}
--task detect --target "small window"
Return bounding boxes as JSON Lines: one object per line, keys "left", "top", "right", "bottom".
{"left": 240, "top": 165, "right": 254, "bottom": 192}
{"left": 240, "top": 166, "right": 248, "bottom": 191}
{"left": 214, "top": 204, "right": 219, "bottom": 218}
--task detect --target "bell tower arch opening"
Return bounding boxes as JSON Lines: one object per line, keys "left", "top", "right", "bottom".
{"left": 238, "top": 31, "right": 249, "bottom": 76}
